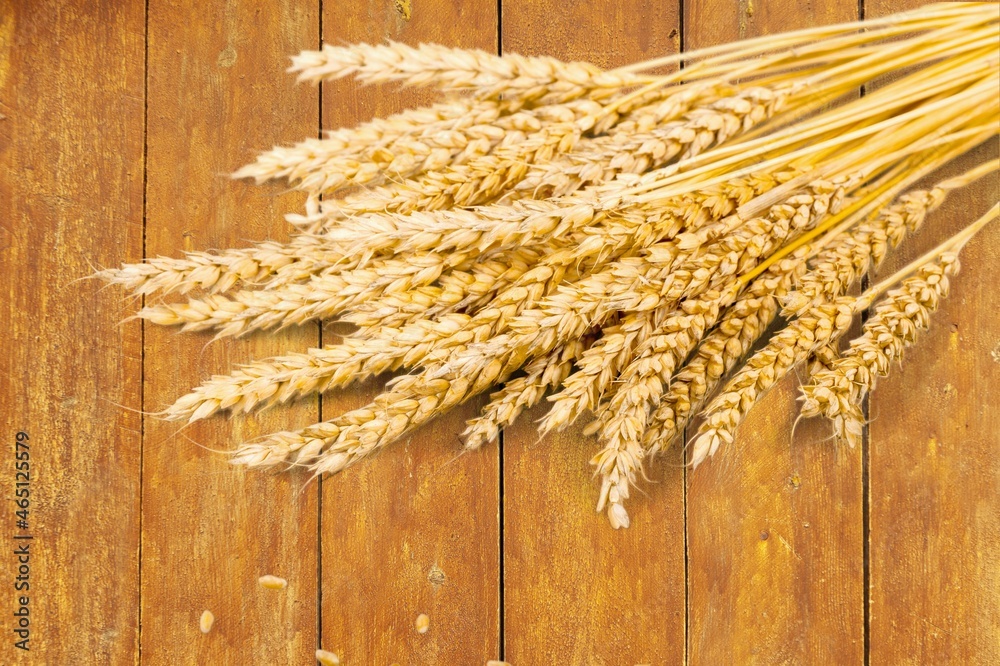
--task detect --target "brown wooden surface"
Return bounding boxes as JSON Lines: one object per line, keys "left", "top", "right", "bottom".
{"left": 1, "top": 1, "right": 998, "bottom": 664}
{"left": 500, "top": 3, "right": 685, "bottom": 664}
{"left": 0, "top": 1, "right": 145, "bottom": 663}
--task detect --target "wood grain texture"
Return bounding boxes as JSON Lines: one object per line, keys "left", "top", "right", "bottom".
{"left": 500, "top": 2, "right": 685, "bottom": 663}
{"left": 684, "top": 2, "right": 864, "bottom": 664}
{"left": 0, "top": 2, "right": 144, "bottom": 663}
{"left": 141, "top": 1, "right": 319, "bottom": 663}
{"left": 865, "top": 3, "right": 1000, "bottom": 660}
{"left": 318, "top": 2, "right": 501, "bottom": 663}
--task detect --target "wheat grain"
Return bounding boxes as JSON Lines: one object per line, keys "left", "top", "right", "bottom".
{"left": 315, "top": 649, "right": 341, "bottom": 666}
{"left": 199, "top": 610, "right": 214, "bottom": 634}
{"left": 257, "top": 575, "right": 288, "bottom": 590}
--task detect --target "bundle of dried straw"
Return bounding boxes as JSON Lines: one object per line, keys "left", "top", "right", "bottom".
{"left": 100, "top": 3, "right": 999, "bottom": 528}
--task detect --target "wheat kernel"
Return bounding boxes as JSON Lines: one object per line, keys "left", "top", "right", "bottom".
{"left": 315, "top": 649, "right": 341, "bottom": 665}
{"left": 258, "top": 574, "right": 288, "bottom": 590}
{"left": 199, "top": 609, "right": 214, "bottom": 634}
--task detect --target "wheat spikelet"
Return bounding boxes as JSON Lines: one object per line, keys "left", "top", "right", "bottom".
{"left": 806, "top": 343, "right": 841, "bottom": 378}
{"left": 136, "top": 250, "right": 475, "bottom": 337}
{"left": 273, "top": 98, "right": 611, "bottom": 198}
{"left": 95, "top": 220, "right": 347, "bottom": 297}
{"left": 590, "top": 285, "right": 733, "bottom": 524}
{"left": 95, "top": 239, "right": 331, "bottom": 297}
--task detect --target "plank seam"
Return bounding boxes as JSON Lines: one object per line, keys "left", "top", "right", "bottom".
{"left": 859, "top": 4, "right": 871, "bottom": 663}
{"left": 496, "top": 4, "right": 506, "bottom": 660}
{"left": 316, "top": 0, "right": 325, "bottom": 659}
{"left": 138, "top": 0, "right": 150, "bottom": 661}
{"left": 679, "top": 2, "right": 690, "bottom": 662}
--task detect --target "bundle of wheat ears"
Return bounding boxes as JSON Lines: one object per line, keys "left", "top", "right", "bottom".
{"left": 100, "top": 3, "right": 999, "bottom": 528}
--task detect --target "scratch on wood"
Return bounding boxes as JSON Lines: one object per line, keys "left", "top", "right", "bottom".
{"left": 427, "top": 564, "right": 446, "bottom": 588}
{"left": 777, "top": 533, "right": 801, "bottom": 561}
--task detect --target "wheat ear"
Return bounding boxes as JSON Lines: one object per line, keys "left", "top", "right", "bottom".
{"left": 233, "top": 98, "right": 515, "bottom": 190}
{"left": 288, "top": 41, "right": 642, "bottom": 104}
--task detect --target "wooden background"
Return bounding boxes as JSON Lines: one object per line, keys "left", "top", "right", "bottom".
{"left": 1, "top": 0, "right": 997, "bottom": 663}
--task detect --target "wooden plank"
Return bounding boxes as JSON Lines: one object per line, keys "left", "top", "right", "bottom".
{"left": 318, "top": 2, "right": 501, "bottom": 663}
{"left": 142, "top": 1, "right": 320, "bottom": 663}
{"left": 865, "top": 4, "right": 1000, "bottom": 662}
{"left": 500, "top": 3, "right": 685, "bottom": 663}
{"left": 0, "top": 1, "right": 144, "bottom": 662}
{"left": 683, "top": 2, "right": 865, "bottom": 664}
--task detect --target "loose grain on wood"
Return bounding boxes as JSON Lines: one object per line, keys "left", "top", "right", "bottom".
{"left": 318, "top": 2, "right": 501, "bottom": 663}
{"left": 500, "top": 2, "right": 685, "bottom": 663}
{"left": 141, "top": 1, "right": 320, "bottom": 663}
{"left": 684, "top": 2, "right": 865, "bottom": 664}
{"left": 0, "top": 2, "right": 144, "bottom": 663}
